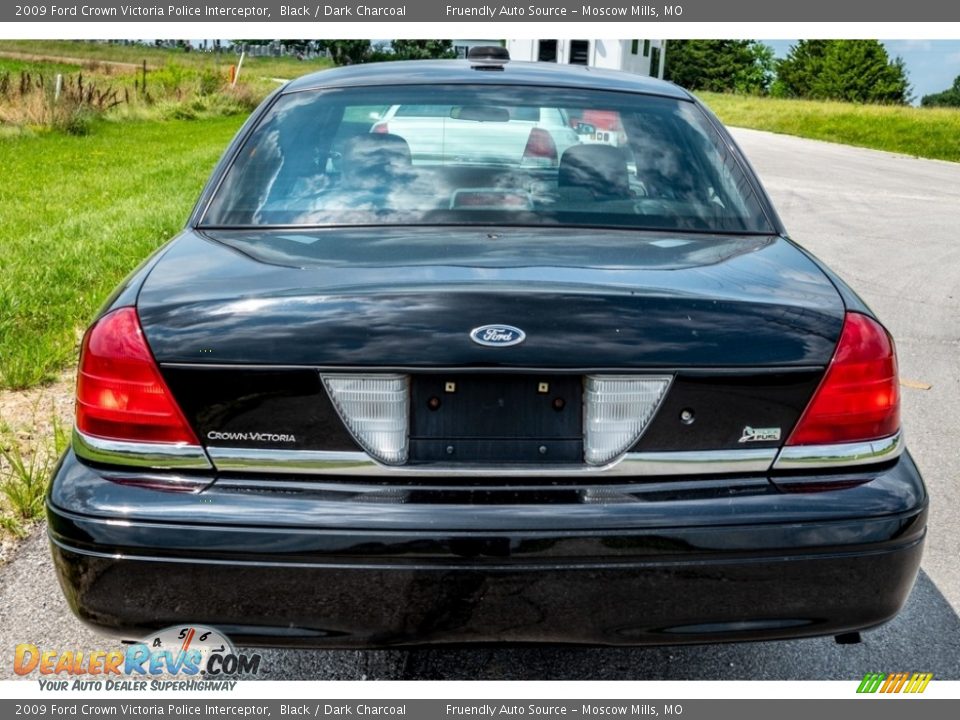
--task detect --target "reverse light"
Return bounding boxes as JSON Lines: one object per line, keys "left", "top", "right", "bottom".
{"left": 321, "top": 374, "right": 409, "bottom": 465}
{"left": 786, "top": 312, "right": 900, "bottom": 446}
{"left": 583, "top": 375, "right": 672, "bottom": 465}
{"left": 76, "top": 307, "right": 200, "bottom": 445}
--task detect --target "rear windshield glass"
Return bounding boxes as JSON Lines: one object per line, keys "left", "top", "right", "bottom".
{"left": 201, "top": 84, "right": 773, "bottom": 233}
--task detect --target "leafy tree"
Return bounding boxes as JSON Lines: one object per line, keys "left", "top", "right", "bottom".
{"left": 317, "top": 40, "right": 372, "bottom": 66}
{"left": 390, "top": 40, "right": 456, "bottom": 60}
{"left": 664, "top": 40, "right": 775, "bottom": 94}
{"left": 921, "top": 75, "right": 960, "bottom": 107}
{"left": 775, "top": 40, "right": 911, "bottom": 104}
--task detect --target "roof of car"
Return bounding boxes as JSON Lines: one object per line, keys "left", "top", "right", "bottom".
{"left": 283, "top": 59, "right": 694, "bottom": 100}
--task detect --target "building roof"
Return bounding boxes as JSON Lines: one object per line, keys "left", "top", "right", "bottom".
{"left": 283, "top": 59, "right": 692, "bottom": 99}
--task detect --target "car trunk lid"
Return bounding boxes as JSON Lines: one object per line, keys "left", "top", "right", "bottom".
{"left": 137, "top": 228, "right": 842, "bottom": 463}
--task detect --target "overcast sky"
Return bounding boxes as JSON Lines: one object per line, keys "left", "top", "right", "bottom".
{"left": 763, "top": 40, "right": 960, "bottom": 103}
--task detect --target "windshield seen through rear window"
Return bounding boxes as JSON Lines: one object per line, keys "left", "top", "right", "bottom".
{"left": 200, "top": 84, "right": 773, "bottom": 234}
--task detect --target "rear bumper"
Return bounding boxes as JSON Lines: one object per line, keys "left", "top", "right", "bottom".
{"left": 47, "top": 449, "right": 927, "bottom": 648}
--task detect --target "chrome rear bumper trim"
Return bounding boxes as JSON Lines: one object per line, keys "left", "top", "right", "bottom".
{"left": 772, "top": 431, "right": 903, "bottom": 471}
{"left": 73, "top": 429, "right": 213, "bottom": 470}
{"left": 73, "top": 431, "right": 904, "bottom": 476}
{"left": 205, "top": 446, "right": 778, "bottom": 477}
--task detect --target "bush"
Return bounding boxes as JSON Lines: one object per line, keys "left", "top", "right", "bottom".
{"left": 150, "top": 62, "right": 190, "bottom": 96}
{"left": 665, "top": 41, "right": 775, "bottom": 95}
{"left": 198, "top": 68, "right": 224, "bottom": 96}
{"left": 921, "top": 76, "right": 960, "bottom": 108}
{"left": 776, "top": 40, "right": 911, "bottom": 104}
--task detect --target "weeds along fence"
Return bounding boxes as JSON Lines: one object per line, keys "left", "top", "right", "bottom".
{"left": 0, "top": 63, "right": 263, "bottom": 134}
{"left": 0, "top": 70, "right": 126, "bottom": 134}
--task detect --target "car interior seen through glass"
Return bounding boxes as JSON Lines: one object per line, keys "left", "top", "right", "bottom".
{"left": 202, "top": 85, "right": 772, "bottom": 234}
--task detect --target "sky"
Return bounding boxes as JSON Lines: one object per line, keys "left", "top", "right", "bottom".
{"left": 763, "top": 40, "right": 960, "bottom": 103}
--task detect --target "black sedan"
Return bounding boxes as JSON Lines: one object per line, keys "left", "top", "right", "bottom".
{"left": 48, "top": 49, "right": 926, "bottom": 648}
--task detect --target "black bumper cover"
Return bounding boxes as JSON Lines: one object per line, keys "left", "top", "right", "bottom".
{"left": 47, "top": 450, "right": 927, "bottom": 648}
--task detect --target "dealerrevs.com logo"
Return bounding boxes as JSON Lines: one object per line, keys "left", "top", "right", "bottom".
{"left": 14, "top": 625, "right": 262, "bottom": 690}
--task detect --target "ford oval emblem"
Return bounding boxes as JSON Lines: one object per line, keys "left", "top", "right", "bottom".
{"left": 470, "top": 324, "right": 526, "bottom": 347}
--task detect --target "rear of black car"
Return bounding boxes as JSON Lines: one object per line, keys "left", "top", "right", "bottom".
{"left": 47, "top": 61, "right": 926, "bottom": 647}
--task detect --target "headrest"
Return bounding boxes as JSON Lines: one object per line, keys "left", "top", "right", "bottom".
{"left": 344, "top": 133, "right": 412, "bottom": 172}
{"left": 558, "top": 144, "right": 631, "bottom": 200}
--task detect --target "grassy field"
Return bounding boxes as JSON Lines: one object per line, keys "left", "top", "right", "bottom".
{"left": 0, "top": 40, "right": 333, "bottom": 79}
{"left": 0, "top": 116, "right": 245, "bottom": 390}
{"left": 0, "top": 56, "right": 81, "bottom": 75}
{"left": 699, "top": 92, "right": 960, "bottom": 163}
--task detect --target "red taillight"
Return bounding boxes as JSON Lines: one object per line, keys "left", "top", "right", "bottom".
{"left": 372, "top": 123, "right": 389, "bottom": 134}
{"left": 523, "top": 128, "right": 557, "bottom": 161}
{"left": 76, "top": 307, "right": 200, "bottom": 445}
{"left": 786, "top": 312, "right": 900, "bottom": 446}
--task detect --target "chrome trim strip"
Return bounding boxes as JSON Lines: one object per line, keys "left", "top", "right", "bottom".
{"left": 73, "top": 428, "right": 213, "bottom": 471}
{"left": 206, "top": 446, "right": 777, "bottom": 477}
{"left": 772, "top": 431, "right": 903, "bottom": 471}
{"left": 207, "top": 448, "right": 375, "bottom": 474}
{"left": 618, "top": 448, "right": 777, "bottom": 476}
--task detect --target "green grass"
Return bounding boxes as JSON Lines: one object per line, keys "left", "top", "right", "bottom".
{"left": 0, "top": 57, "right": 81, "bottom": 75}
{"left": 0, "top": 115, "right": 245, "bottom": 389}
{"left": 698, "top": 92, "right": 960, "bottom": 163}
{"left": 0, "top": 40, "right": 333, "bottom": 79}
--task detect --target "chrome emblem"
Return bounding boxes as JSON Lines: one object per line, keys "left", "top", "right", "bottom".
{"left": 738, "top": 426, "right": 782, "bottom": 443}
{"left": 470, "top": 324, "right": 526, "bottom": 347}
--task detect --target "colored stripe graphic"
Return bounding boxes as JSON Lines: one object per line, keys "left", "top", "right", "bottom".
{"left": 905, "top": 673, "right": 934, "bottom": 693}
{"left": 857, "top": 673, "right": 886, "bottom": 693}
{"left": 857, "top": 672, "right": 932, "bottom": 693}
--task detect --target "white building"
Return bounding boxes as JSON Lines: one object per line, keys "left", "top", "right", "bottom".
{"left": 506, "top": 39, "right": 667, "bottom": 78}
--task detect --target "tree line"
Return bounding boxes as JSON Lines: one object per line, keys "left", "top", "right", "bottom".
{"left": 664, "top": 40, "right": 918, "bottom": 104}
{"left": 665, "top": 39, "right": 960, "bottom": 107}
{"left": 234, "top": 39, "right": 456, "bottom": 65}
{"left": 233, "top": 39, "right": 960, "bottom": 108}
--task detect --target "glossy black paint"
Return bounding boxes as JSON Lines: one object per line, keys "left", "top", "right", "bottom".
{"left": 633, "top": 371, "right": 822, "bottom": 451}
{"left": 162, "top": 367, "right": 359, "bottom": 452}
{"left": 47, "top": 449, "right": 926, "bottom": 646}
{"left": 136, "top": 230, "right": 843, "bottom": 369}
{"left": 160, "top": 366, "right": 820, "bottom": 455}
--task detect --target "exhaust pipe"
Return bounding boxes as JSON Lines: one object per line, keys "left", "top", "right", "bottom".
{"left": 834, "top": 632, "right": 862, "bottom": 645}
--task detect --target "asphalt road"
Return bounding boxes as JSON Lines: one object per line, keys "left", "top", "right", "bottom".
{"left": 2, "top": 127, "right": 959, "bottom": 680}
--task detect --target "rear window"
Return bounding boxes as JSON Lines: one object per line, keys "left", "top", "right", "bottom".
{"left": 201, "top": 84, "right": 773, "bottom": 234}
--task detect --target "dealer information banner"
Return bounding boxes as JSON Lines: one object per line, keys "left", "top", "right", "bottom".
{"left": 4, "top": 0, "right": 960, "bottom": 23}
{"left": 1, "top": 701, "right": 959, "bottom": 720}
